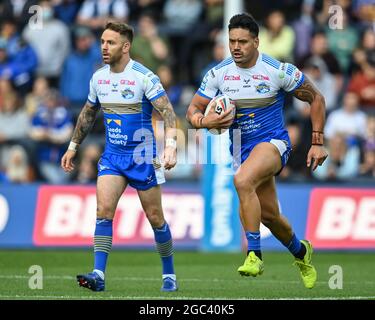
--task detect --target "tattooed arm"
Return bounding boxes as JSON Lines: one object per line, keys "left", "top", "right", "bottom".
{"left": 71, "top": 102, "right": 100, "bottom": 145}
{"left": 151, "top": 94, "right": 177, "bottom": 170}
{"left": 294, "top": 76, "right": 328, "bottom": 171}
{"left": 61, "top": 102, "right": 99, "bottom": 172}
{"left": 151, "top": 94, "right": 177, "bottom": 140}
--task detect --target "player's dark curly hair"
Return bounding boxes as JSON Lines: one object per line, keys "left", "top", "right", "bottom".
{"left": 105, "top": 22, "right": 134, "bottom": 43}
{"left": 228, "top": 13, "right": 259, "bottom": 37}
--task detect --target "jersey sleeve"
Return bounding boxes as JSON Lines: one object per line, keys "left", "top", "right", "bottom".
{"left": 144, "top": 72, "right": 166, "bottom": 102}
{"left": 197, "top": 68, "right": 218, "bottom": 100}
{"left": 87, "top": 76, "right": 97, "bottom": 105}
{"left": 280, "top": 63, "right": 305, "bottom": 92}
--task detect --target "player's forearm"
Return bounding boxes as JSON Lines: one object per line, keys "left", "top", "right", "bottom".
{"left": 70, "top": 104, "right": 99, "bottom": 145}
{"left": 310, "top": 94, "right": 326, "bottom": 145}
{"left": 187, "top": 106, "right": 204, "bottom": 128}
{"left": 152, "top": 95, "right": 177, "bottom": 140}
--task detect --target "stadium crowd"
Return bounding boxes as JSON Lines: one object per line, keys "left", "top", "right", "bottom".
{"left": 0, "top": 0, "right": 374, "bottom": 184}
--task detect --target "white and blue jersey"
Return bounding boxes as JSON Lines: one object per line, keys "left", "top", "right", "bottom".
{"left": 197, "top": 53, "right": 305, "bottom": 166}
{"left": 88, "top": 59, "right": 165, "bottom": 190}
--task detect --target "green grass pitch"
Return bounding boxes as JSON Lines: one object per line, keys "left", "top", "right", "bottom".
{"left": 0, "top": 250, "right": 374, "bottom": 300}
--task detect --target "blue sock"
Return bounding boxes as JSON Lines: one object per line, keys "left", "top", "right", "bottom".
{"left": 245, "top": 231, "right": 261, "bottom": 259}
{"left": 93, "top": 219, "right": 113, "bottom": 276}
{"left": 153, "top": 223, "right": 175, "bottom": 275}
{"left": 284, "top": 233, "right": 304, "bottom": 258}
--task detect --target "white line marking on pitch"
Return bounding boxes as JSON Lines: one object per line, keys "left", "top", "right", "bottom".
{"left": 0, "top": 275, "right": 374, "bottom": 286}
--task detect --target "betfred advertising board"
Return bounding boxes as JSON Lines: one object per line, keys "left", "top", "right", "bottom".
{"left": 33, "top": 186, "right": 203, "bottom": 248}
{"left": 306, "top": 188, "right": 375, "bottom": 249}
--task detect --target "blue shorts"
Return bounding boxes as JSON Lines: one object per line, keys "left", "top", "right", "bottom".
{"left": 97, "top": 152, "right": 165, "bottom": 190}
{"left": 231, "top": 129, "right": 292, "bottom": 171}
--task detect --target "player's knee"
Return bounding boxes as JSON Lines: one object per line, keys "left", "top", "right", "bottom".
{"left": 145, "top": 207, "right": 164, "bottom": 227}
{"left": 96, "top": 206, "right": 115, "bottom": 219}
{"left": 234, "top": 175, "right": 256, "bottom": 193}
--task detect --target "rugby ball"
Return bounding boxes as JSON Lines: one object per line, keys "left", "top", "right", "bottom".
{"left": 204, "top": 94, "right": 236, "bottom": 135}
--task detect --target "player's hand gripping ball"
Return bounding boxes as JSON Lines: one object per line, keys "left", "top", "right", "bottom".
{"left": 204, "top": 94, "right": 236, "bottom": 135}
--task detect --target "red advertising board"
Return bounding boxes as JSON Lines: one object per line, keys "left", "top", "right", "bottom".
{"left": 306, "top": 188, "right": 375, "bottom": 248}
{"left": 33, "top": 186, "right": 203, "bottom": 247}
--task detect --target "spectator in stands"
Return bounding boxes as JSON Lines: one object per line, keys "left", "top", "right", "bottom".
{"left": 157, "top": 64, "right": 185, "bottom": 114}
{"left": 297, "top": 31, "right": 343, "bottom": 95}
{"left": 0, "top": 36, "right": 38, "bottom": 95}
{"left": 258, "top": 10, "right": 295, "bottom": 62}
{"left": 0, "top": 90, "right": 30, "bottom": 173}
{"left": 5, "top": 145, "right": 35, "bottom": 183}
{"left": 23, "top": 0, "right": 70, "bottom": 87}
{"left": 359, "top": 116, "right": 375, "bottom": 178}
{"left": 294, "top": 56, "right": 337, "bottom": 114}
{"left": 313, "top": 133, "right": 360, "bottom": 181}
{"left": 1, "top": 18, "right": 20, "bottom": 58}
{"left": 127, "top": 0, "right": 165, "bottom": 24}
{"left": 292, "top": 0, "right": 314, "bottom": 61}
{"left": 324, "top": 91, "right": 367, "bottom": 146}
{"left": 24, "top": 76, "right": 50, "bottom": 116}
{"left": 352, "top": 0, "right": 375, "bottom": 26}
{"left": 0, "top": 0, "right": 39, "bottom": 29}
{"left": 325, "top": 10, "right": 359, "bottom": 74}
{"left": 359, "top": 143, "right": 375, "bottom": 178}
{"left": 162, "top": 0, "right": 203, "bottom": 36}
{"left": 76, "top": 0, "right": 129, "bottom": 34}
{"left": 350, "top": 28, "right": 375, "bottom": 75}
{"left": 199, "top": 30, "right": 225, "bottom": 83}
{"left": 72, "top": 143, "right": 102, "bottom": 184}
{"left": 0, "top": 90, "right": 29, "bottom": 145}
{"left": 53, "top": 0, "right": 81, "bottom": 25}
{"left": 131, "top": 13, "right": 170, "bottom": 73}
{"left": 347, "top": 51, "right": 375, "bottom": 112}
{"left": 29, "top": 88, "right": 73, "bottom": 184}
{"left": 60, "top": 25, "right": 102, "bottom": 113}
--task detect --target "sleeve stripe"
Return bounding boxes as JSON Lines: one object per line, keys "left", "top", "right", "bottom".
{"left": 132, "top": 62, "right": 150, "bottom": 75}
{"left": 87, "top": 97, "right": 96, "bottom": 104}
{"left": 214, "top": 57, "right": 234, "bottom": 70}
{"left": 292, "top": 73, "right": 305, "bottom": 91}
{"left": 286, "top": 64, "right": 295, "bottom": 76}
{"left": 262, "top": 54, "right": 281, "bottom": 69}
{"left": 197, "top": 90, "right": 213, "bottom": 100}
{"left": 149, "top": 91, "right": 166, "bottom": 102}
{"left": 151, "top": 78, "right": 160, "bottom": 85}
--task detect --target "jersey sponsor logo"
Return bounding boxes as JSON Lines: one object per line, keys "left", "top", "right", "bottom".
{"left": 121, "top": 88, "right": 135, "bottom": 99}
{"left": 224, "top": 75, "right": 241, "bottom": 81}
{"left": 255, "top": 82, "right": 271, "bottom": 93}
{"left": 223, "top": 87, "right": 239, "bottom": 94}
{"left": 294, "top": 70, "right": 302, "bottom": 83}
{"left": 120, "top": 79, "right": 135, "bottom": 85}
{"left": 252, "top": 74, "right": 270, "bottom": 81}
{"left": 306, "top": 189, "right": 375, "bottom": 248}
{"left": 33, "top": 186, "right": 203, "bottom": 246}
{"left": 236, "top": 113, "right": 255, "bottom": 118}
{"left": 112, "top": 83, "right": 119, "bottom": 92}
{"left": 106, "top": 119, "right": 122, "bottom": 126}
{"left": 98, "top": 80, "right": 110, "bottom": 84}
{"left": 243, "top": 78, "right": 252, "bottom": 88}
